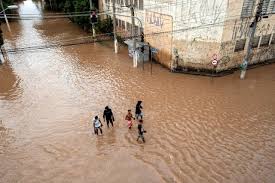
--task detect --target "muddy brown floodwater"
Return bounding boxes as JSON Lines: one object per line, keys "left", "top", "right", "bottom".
{"left": 1, "top": 1, "right": 275, "bottom": 183}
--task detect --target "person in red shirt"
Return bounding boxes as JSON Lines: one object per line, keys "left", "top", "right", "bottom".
{"left": 125, "top": 109, "right": 135, "bottom": 129}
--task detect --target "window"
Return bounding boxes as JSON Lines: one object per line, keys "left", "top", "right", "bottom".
{"left": 260, "top": 34, "right": 271, "bottom": 46}
{"left": 139, "top": 0, "right": 143, "bottom": 10}
{"left": 267, "top": 0, "right": 275, "bottom": 13}
{"left": 262, "top": 0, "right": 275, "bottom": 14}
{"left": 118, "top": 19, "right": 121, "bottom": 27}
{"left": 121, "top": 20, "right": 125, "bottom": 30}
{"left": 241, "top": 0, "right": 256, "bottom": 18}
{"left": 134, "top": 25, "right": 139, "bottom": 35}
{"left": 134, "top": 0, "right": 138, "bottom": 8}
{"left": 262, "top": 0, "right": 270, "bottom": 14}
{"left": 252, "top": 36, "right": 260, "bottom": 48}
{"left": 125, "top": 0, "right": 128, "bottom": 6}
{"left": 127, "top": 22, "right": 131, "bottom": 31}
{"left": 234, "top": 39, "right": 246, "bottom": 52}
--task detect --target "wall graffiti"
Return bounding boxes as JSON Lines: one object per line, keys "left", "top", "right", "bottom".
{"left": 181, "top": 0, "right": 226, "bottom": 25}
{"left": 145, "top": 12, "right": 165, "bottom": 28}
{"left": 144, "top": 11, "right": 173, "bottom": 68}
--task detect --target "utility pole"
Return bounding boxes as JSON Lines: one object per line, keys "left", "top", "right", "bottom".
{"left": 129, "top": 3, "right": 137, "bottom": 67}
{"left": 49, "top": 0, "right": 52, "bottom": 10}
{"left": 0, "top": 22, "right": 2, "bottom": 64}
{"left": 240, "top": 0, "right": 264, "bottom": 79}
{"left": 0, "top": 0, "right": 11, "bottom": 33}
{"left": 89, "top": 0, "right": 93, "bottom": 9}
{"left": 112, "top": 0, "right": 118, "bottom": 53}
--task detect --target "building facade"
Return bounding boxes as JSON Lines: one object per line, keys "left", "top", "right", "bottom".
{"left": 100, "top": 0, "right": 275, "bottom": 72}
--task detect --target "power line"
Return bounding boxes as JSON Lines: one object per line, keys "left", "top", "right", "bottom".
{"left": 4, "top": 19, "right": 240, "bottom": 54}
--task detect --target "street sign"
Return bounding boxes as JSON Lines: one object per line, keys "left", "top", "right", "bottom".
{"left": 212, "top": 60, "right": 218, "bottom": 66}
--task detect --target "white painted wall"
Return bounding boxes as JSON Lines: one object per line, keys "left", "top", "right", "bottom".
{"left": 144, "top": 0, "right": 228, "bottom": 42}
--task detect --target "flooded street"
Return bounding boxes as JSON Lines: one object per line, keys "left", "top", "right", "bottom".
{"left": 1, "top": 1, "right": 275, "bottom": 182}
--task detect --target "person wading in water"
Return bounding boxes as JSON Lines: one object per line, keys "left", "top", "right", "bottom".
{"left": 137, "top": 119, "right": 146, "bottom": 143}
{"left": 103, "top": 106, "right": 115, "bottom": 128}
{"left": 125, "top": 110, "right": 135, "bottom": 129}
{"left": 93, "top": 116, "right": 103, "bottom": 135}
{"left": 135, "top": 101, "right": 143, "bottom": 120}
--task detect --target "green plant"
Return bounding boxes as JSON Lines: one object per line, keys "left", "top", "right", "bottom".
{"left": 94, "top": 17, "right": 113, "bottom": 34}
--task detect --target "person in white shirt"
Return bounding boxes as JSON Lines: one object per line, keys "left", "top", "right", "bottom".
{"left": 93, "top": 116, "right": 103, "bottom": 135}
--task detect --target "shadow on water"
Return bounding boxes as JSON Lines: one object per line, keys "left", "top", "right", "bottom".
{"left": 0, "top": 62, "right": 22, "bottom": 101}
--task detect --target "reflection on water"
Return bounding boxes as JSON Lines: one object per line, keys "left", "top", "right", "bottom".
{"left": 0, "top": 63, "right": 22, "bottom": 100}
{"left": 0, "top": 0, "right": 275, "bottom": 183}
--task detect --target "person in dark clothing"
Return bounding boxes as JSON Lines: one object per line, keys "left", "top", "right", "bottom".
{"left": 135, "top": 101, "right": 143, "bottom": 120}
{"left": 137, "top": 119, "right": 146, "bottom": 143}
{"left": 103, "top": 106, "right": 115, "bottom": 128}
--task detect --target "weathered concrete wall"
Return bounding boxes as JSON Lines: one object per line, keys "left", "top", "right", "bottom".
{"left": 144, "top": 11, "right": 173, "bottom": 67}
{"left": 102, "top": 0, "right": 275, "bottom": 73}
{"left": 143, "top": 0, "right": 228, "bottom": 70}
{"left": 173, "top": 40, "right": 221, "bottom": 70}
{"left": 218, "top": 0, "right": 275, "bottom": 71}
{"left": 171, "top": 0, "right": 228, "bottom": 70}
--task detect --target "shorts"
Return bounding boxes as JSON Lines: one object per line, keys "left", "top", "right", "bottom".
{"left": 127, "top": 120, "right": 133, "bottom": 127}
{"left": 135, "top": 112, "right": 143, "bottom": 119}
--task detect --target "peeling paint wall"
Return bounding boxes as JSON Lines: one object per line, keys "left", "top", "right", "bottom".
{"left": 143, "top": 0, "right": 228, "bottom": 69}
{"left": 144, "top": 11, "right": 173, "bottom": 67}
{"left": 219, "top": 0, "right": 275, "bottom": 71}
{"left": 101, "top": 0, "right": 275, "bottom": 72}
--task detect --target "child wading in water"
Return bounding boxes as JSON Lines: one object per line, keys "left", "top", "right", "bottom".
{"left": 93, "top": 116, "right": 103, "bottom": 135}
{"left": 137, "top": 119, "right": 146, "bottom": 143}
{"left": 125, "top": 110, "right": 135, "bottom": 129}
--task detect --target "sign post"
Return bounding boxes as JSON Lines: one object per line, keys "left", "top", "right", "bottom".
{"left": 211, "top": 54, "right": 219, "bottom": 78}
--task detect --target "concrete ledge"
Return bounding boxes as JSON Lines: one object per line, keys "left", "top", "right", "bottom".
{"left": 171, "top": 59, "right": 275, "bottom": 77}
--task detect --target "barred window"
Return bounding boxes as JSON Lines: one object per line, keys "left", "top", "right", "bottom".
{"left": 267, "top": 0, "right": 275, "bottom": 13}
{"left": 139, "top": 0, "right": 143, "bottom": 10}
{"left": 241, "top": 0, "right": 256, "bottom": 18}
{"left": 127, "top": 22, "right": 131, "bottom": 31}
{"left": 121, "top": 20, "right": 125, "bottom": 30}
{"left": 262, "top": 0, "right": 270, "bottom": 14}
{"left": 234, "top": 39, "right": 246, "bottom": 52}
{"left": 260, "top": 34, "right": 271, "bottom": 46}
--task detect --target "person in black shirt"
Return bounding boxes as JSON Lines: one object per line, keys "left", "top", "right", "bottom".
{"left": 137, "top": 119, "right": 146, "bottom": 143}
{"left": 135, "top": 101, "right": 143, "bottom": 120}
{"left": 103, "top": 106, "right": 115, "bottom": 128}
